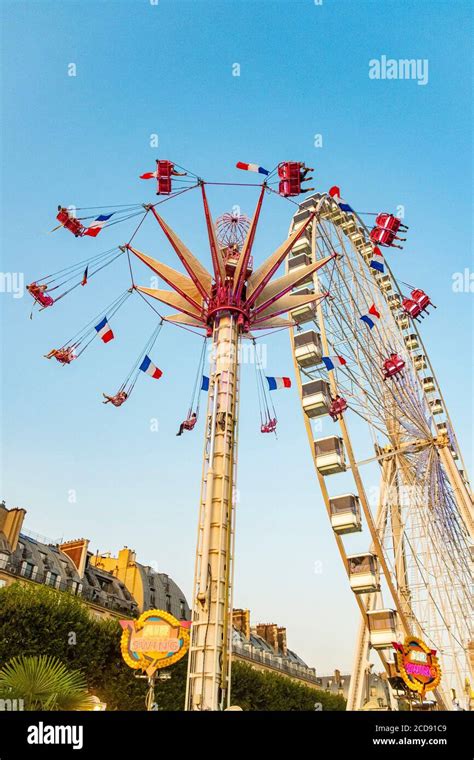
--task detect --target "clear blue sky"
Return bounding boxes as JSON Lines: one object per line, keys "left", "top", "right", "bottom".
{"left": 1, "top": 0, "right": 472, "bottom": 674}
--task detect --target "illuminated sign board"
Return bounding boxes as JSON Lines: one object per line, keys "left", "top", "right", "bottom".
{"left": 392, "top": 636, "right": 441, "bottom": 698}
{"left": 120, "top": 609, "right": 191, "bottom": 676}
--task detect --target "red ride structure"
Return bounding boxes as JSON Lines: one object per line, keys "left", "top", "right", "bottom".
{"left": 370, "top": 212, "right": 408, "bottom": 249}
{"left": 56, "top": 206, "right": 85, "bottom": 237}
{"left": 402, "top": 288, "right": 435, "bottom": 320}
{"left": 329, "top": 395, "right": 348, "bottom": 421}
{"left": 26, "top": 282, "right": 54, "bottom": 308}
{"left": 382, "top": 352, "right": 406, "bottom": 380}
{"left": 278, "top": 161, "right": 314, "bottom": 197}
{"left": 156, "top": 160, "right": 174, "bottom": 195}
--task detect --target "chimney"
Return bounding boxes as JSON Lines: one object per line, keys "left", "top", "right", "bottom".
{"left": 277, "top": 626, "right": 287, "bottom": 656}
{"left": 256, "top": 623, "right": 279, "bottom": 653}
{"left": 59, "top": 538, "right": 90, "bottom": 578}
{"left": 0, "top": 504, "right": 26, "bottom": 552}
{"left": 232, "top": 609, "right": 250, "bottom": 639}
{"left": 118, "top": 547, "right": 136, "bottom": 569}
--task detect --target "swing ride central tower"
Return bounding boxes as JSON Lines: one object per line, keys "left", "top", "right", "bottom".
{"left": 185, "top": 313, "right": 241, "bottom": 710}
{"left": 180, "top": 184, "right": 333, "bottom": 709}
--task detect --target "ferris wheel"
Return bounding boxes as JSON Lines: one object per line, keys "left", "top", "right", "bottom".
{"left": 286, "top": 192, "right": 474, "bottom": 710}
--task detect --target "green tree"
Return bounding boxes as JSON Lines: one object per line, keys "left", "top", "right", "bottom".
{"left": 0, "top": 583, "right": 147, "bottom": 710}
{"left": 230, "top": 661, "right": 346, "bottom": 711}
{"left": 0, "top": 655, "right": 94, "bottom": 711}
{"left": 0, "top": 583, "right": 346, "bottom": 710}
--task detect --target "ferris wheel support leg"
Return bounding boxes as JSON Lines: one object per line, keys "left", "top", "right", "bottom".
{"left": 386, "top": 455, "right": 413, "bottom": 624}
{"left": 185, "top": 315, "right": 240, "bottom": 711}
{"left": 347, "top": 461, "right": 398, "bottom": 711}
{"left": 438, "top": 446, "right": 474, "bottom": 540}
{"left": 347, "top": 608, "right": 372, "bottom": 710}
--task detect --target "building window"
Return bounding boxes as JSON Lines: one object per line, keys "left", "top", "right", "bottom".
{"left": 22, "top": 561, "right": 35, "bottom": 579}
{"left": 166, "top": 594, "right": 171, "bottom": 613}
{"left": 179, "top": 600, "right": 186, "bottom": 619}
{"left": 46, "top": 572, "right": 58, "bottom": 587}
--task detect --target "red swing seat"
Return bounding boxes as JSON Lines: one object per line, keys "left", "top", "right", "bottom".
{"left": 402, "top": 289, "right": 433, "bottom": 320}
{"left": 107, "top": 392, "right": 128, "bottom": 407}
{"left": 370, "top": 226, "right": 394, "bottom": 246}
{"left": 56, "top": 208, "right": 85, "bottom": 237}
{"left": 375, "top": 213, "right": 402, "bottom": 233}
{"left": 156, "top": 160, "right": 174, "bottom": 195}
{"left": 402, "top": 297, "right": 423, "bottom": 319}
{"left": 27, "top": 283, "right": 54, "bottom": 308}
{"left": 261, "top": 417, "right": 277, "bottom": 434}
{"left": 411, "top": 289, "right": 432, "bottom": 311}
{"left": 54, "top": 348, "right": 76, "bottom": 364}
{"left": 382, "top": 354, "right": 405, "bottom": 380}
{"left": 278, "top": 162, "right": 302, "bottom": 197}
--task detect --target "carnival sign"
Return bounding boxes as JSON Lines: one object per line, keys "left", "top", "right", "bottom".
{"left": 120, "top": 609, "right": 191, "bottom": 676}
{"left": 392, "top": 636, "right": 441, "bottom": 698}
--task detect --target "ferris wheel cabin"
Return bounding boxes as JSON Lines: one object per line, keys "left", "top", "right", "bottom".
{"left": 413, "top": 354, "right": 427, "bottom": 371}
{"left": 288, "top": 252, "right": 313, "bottom": 284}
{"left": 314, "top": 436, "right": 346, "bottom": 474}
{"left": 387, "top": 293, "right": 402, "bottom": 311}
{"left": 422, "top": 376, "right": 436, "bottom": 393}
{"left": 347, "top": 553, "right": 380, "bottom": 593}
{"left": 429, "top": 398, "right": 443, "bottom": 415}
{"left": 405, "top": 333, "right": 420, "bottom": 351}
{"left": 292, "top": 207, "right": 313, "bottom": 229}
{"left": 302, "top": 380, "right": 332, "bottom": 418}
{"left": 375, "top": 273, "right": 392, "bottom": 292}
{"left": 396, "top": 314, "right": 410, "bottom": 331}
{"left": 329, "top": 494, "right": 362, "bottom": 535}
{"left": 294, "top": 330, "right": 323, "bottom": 368}
{"left": 290, "top": 229, "right": 312, "bottom": 257}
{"left": 366, "top": 609, "right": 398, "bottom": 650}
{"left": 290, "top": 287, "right": 316, "bottom": 324}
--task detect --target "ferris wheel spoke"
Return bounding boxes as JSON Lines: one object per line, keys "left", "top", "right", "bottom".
{"left": 317, "top": 247, "right": 431, "bottom": 436}
{"left": 322, "top": 288, "right": 430, "bottom": 437}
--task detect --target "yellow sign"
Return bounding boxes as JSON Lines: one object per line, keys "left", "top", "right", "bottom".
{"left": 393, "top": 636, "right": 441, "bottom": 699}
{"left": 120, "top": 609, "right": 191, "bottom": 676}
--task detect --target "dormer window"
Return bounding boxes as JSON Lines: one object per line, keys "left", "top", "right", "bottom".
{"left": 21, "top": 561, "right": 35, "bottom": 579}
{"left": 46, "top": 571, "right": 59, "bottom": 588}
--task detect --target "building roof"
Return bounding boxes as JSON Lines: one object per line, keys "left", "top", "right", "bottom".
{"left": 4, "top": 533, "right": 139, "bottom": 617}
{"left": 232, "top": 627, "right": 317, "bottom": 683}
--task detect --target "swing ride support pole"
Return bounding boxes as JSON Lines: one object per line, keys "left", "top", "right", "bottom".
{"left": 185, "top": 312, "right": 240, "bottom": 711}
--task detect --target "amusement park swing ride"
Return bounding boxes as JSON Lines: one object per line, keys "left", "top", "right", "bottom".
{"left": 28, "top": 158, "right": 473, "bottom": 711}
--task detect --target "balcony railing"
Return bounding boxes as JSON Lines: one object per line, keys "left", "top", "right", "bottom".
{"left": 232, "top": 640, "right": 318, "bottom": 684}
